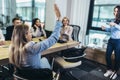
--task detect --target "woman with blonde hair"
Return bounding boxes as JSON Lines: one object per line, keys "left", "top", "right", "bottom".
{"left": 60, "top": 17, "right": 73, "bottom": 41}
{"left": 9, "top": 4, "right": 62, "bottom": 69}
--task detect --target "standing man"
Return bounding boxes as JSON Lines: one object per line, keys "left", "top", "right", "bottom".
{"left": 5, "top": 17, "right": 21, "bottom": 40}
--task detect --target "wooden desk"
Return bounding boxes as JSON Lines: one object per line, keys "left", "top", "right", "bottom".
{"left": 0, "top": 47, "right": 9, "bottom": 60}
{"left": 0, "top": 41, "right": 11, "bottom": 60}
{"left": 0, "top": 40, "right": 79, "bottom": 60}
{"left": 42, "top": 41, "right": 79, "bottom": 55}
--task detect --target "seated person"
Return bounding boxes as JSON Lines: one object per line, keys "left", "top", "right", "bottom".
{"left": 60, "top": 17, "right": 73, "bottom": 41}
{"left": 31, "top": 18, "right": 46, "bottom": 38}
{"left": 5, "top": 17, "right": 21, "bottom": 40}
{"left": 9, "top": 4, "right": 62, "bottom": 69}
{"left": 0, "top": 29, "right": 5, "bottom": 45}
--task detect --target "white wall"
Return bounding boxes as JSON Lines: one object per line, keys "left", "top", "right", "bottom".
{"left": 45, "top": 0, "right": 67, "bottom": 31}
{"left": 55, "top": 0, "right": 67, "bottom": 18}
{"left": 45, "top": 0, "right": 55, "bottom": 31}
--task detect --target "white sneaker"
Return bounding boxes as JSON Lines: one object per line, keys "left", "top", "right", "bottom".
{"left": 110, "top": 72, "right": 117, "bottom": 80}
{"left": 104, "top": 70, "right": 113, "bottom": 77}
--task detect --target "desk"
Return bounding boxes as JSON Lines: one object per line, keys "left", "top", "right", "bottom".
{"left": 0, "top": 39, "right": 79, "bottom": 60}
{"left": 42, "top": 41, "right": 79, "bottom": 55}
{"left": 0, "top": 41, "right": 11, "bottom": 60}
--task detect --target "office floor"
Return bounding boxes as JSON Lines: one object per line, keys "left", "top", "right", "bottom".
{"left": 0, "top": 58, "right": 120, "bottom": 80}
{"left": 63, "top": 58, "right": 120, "bottom": 80}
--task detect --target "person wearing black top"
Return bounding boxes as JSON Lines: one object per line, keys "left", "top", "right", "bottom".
{"left": 5, "top": 17, "right": 21, "bottom": 40}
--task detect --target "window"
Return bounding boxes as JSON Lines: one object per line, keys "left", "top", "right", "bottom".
{"left": 34, "top": 0, "right": 46, "bottom": 22}
{"left": 87, "top": 0, "right": 120, "bottom": 48}
{"left": 92, "top": 6, "right": 114, "bottom": 28}
{"left": 16, "top": 0, "right": 46, "bottom": 22}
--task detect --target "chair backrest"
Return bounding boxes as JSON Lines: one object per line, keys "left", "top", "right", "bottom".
{"left": 70, "top": 25, "right": 81, "bottom": 42}
{"left": 15, "top": 67, "right": 53, "bottom": 80}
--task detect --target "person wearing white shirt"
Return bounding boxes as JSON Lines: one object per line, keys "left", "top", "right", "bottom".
{"left": 0, "top": 29, "right": 5, "bottom": 45}
{"left": 60, "top": 17, "right": 73, "bottom": 41}
{"left": 31, "top": 18, "right": 46, "bottom": 38}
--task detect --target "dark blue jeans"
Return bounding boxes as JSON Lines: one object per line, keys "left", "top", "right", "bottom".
{"left": 106, "top": 38, "right": 120, "bottom": 71}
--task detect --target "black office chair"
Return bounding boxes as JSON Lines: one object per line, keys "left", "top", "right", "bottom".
{"left": 0, "top": 64, "right": 14, "bottom": 79}
{"left": 70, "top": 25, "right": 81, "bottom": 42}
{"left": 0, "top": 63, "right": 56, "bottom": 80}
{"left": 13, "top": 66, "right": 53, "bottom": 80}
{"left": 54, "top": 25, "right": 86, "bottom": 79}
{"left": 60, "top": 25, "right": 86, "bottom": 62}
{"left": 45, "top": 29, "right": 52, "bottom": 38}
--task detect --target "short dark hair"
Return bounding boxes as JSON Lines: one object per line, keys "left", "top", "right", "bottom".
{"left": 12, "top": 17, "right": 21, "bottom": 23}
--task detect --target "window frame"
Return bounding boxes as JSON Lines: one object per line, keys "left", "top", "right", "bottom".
{"left": 87, "top": 0, "right": 117, "bottom": 35}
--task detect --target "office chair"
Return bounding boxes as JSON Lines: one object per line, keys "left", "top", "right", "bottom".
{"left": 70, "top": 25, "right": 80, "bottom": 42}
{"left": 0, "top": 64, "right": 14, "bottom": 80}
{"left": 64, "top": 25, "right": 86, "bottom": 61}
{"left": 45, "top": 29, "right": 52, "bottom": 38}
{"left": 54, "top": 25, "right": 86, "bottom": 79}
{"left": 0, "top": 63, "right": 57, "bottom": 80}
{"left": 60, "top": 25, "right": 86, "bottom": 62}
{"left": 13, "top": 66, "right": 53, "bottom": 80}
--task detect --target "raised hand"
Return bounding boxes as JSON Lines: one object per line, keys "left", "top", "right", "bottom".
{"left": 109, "top": 22, "right": 116, "bottom": 27}
{"left": 40, "top": 23, "right": 45, "bottom": 29}
{"left": 101, "top": 25, "right": 106, "bottom": 30}
{"left": 54, "top": 4, "right": 61, "bottom": 20}
{"left": 34, "top": 25, "right": 38, "bottom": 28}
